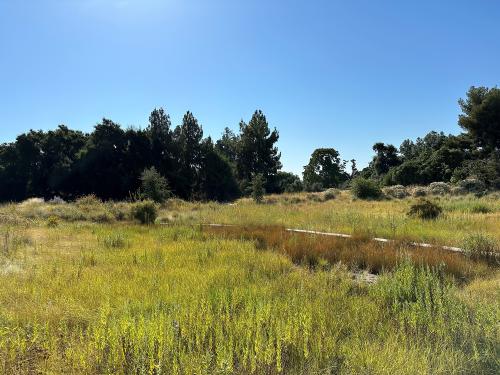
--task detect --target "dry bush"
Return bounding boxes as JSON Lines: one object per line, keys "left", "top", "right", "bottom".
{"left": 383, "top": 185, "right": 409, "bottom": 199}
{"left": 411, "top": 186, "right": 428, "bottom": 197}
{"left": 428, "top": 182, "right": 451, "bottom": 195}
{"left": 323, "top": 189, "right": 337, "bottom": 201}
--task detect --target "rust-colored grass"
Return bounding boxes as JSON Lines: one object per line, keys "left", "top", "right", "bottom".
{"left": 203, "top": 225, "right": 491, "bottom": 279}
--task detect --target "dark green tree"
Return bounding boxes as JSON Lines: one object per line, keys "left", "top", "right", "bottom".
{"left": 459, "top": 86, "right": 500, "bottom": 149}
{"left": 371, "top": 143, "right": 401, "bottom": 176}
{"left": 173, "top": 111, "right": 203, "bottom": 198}
{"left": 275, "top": 171, "right": 303, "bottom": 193}
{"left": 198, "top": 138, "right": 240, "bottom": 201}
{"left": 39, "top": 125, "right": 87, "bottom": 199}
{"left": 215, "top": 127, "right": 239, "bottom": 164}
{"left": 76, "top": 119, "right": 129, "bottom": 199}
{"left": 303, "top": 148, "right": 348, "bottom": 188}
{"left": 236, "top": 111, "right": 281, "bottom": 193}
{"left": 146, "top": 108, "right": 178, "bottom": 186}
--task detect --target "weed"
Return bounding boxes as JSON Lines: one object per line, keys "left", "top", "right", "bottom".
{"left": 103, "top": 233, "right": 128, "bottom": 249}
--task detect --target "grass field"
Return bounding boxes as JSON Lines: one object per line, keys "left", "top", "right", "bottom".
{"left": 0, "top": 192, "right": 499, "bottom": 374}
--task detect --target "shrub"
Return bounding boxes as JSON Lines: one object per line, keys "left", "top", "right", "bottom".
{"left": 450, "top": 186, "right": 467, "bottom": 196}
{"left": 90, "top": 211, "right": 115, "bottom": 223}
{"left": 408, "top": 199, "right": 442, "bottom": 220}
{"left": 457, "top": 178, "right": 487, "bottom": 196}
{"left": 428, "top": 182, "right": 451, "bottom": 195}
{"left": 411, "top": 186, "right": 427, "bottom": 197}
{"left": 108, "top": 203, "right": 129, "bottom": 221}
{"left": 20, "top": 198, "right": 44, "bottom": 206}
{"left": 131, "top": 200, "right": 158, "bottom": 224}
{"left": 351, "top": 178, "right": 382, "bottom": 199}
{"left": 287, "top": 197, "right": 304, "bottom": 204}
{"left": 323, "top": 189, "right": 337, "bottom": 201}
{"left": 76, "top": 194, "right": 102, "bottom": 207}
{"left": 48, "top": 196, "right": 66, "bottom": 205}
{"left": 251, "top": 174, "right": 265, "bottom": 203}
{"left": 139, "top": 167, "right": 171, "bottom": 203}
{"left": 383, "top": 185, "right": 408, "bottom": 199}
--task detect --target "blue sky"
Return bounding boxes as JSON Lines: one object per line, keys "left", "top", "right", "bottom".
{"left": 0, "top": 0, "right": 499, "bottom": 175}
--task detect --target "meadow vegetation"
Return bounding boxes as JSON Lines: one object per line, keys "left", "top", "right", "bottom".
{"left": 0, "top": 191, "right": 499, "bottom": 374}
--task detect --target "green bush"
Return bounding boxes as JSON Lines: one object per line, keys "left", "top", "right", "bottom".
{"left": 351, "top": 178, "right": 382, "bottom": 199}
{"left": 408, "top": 199, "right": 442, "bottom": 220}
{"left": 131, "top": 200, "right": 158, "bottom": 224}
{"left": 139, "top": 167, "right": 171, "bottom": 203}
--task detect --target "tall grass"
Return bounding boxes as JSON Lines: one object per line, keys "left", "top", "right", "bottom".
{"left": 203, "top": 225, "right": 491, "bottom": 279}
{"left": 0, "top": 195, "right": 499, "bottom": 374}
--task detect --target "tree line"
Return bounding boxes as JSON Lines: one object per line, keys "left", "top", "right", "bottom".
{"left": 297, "top": 86, "right": 500, "bottom": 192}
{"left": 0, "top": 86, "right": 498, "bottom": 202}
{"left": 0, "top": 109, "right": 281, "bottom": 202}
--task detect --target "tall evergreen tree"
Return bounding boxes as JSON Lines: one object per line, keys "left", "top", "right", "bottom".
{"left": 215, "top": 127, "right": 239, "bottom": 164}
{"left": 173, "top": 111, "right": 203, "bottom": 198}
{"left": 236, "top": 110, "right": 281, "bottom": 193}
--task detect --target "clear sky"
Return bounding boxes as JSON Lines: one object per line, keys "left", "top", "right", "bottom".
{"left": 0, "top": 0, "right": 499, "bottom": 175}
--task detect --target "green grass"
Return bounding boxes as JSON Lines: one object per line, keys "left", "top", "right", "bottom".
{"left": 162, "top": 192, "right": 500, "bottom": 247}
{"left": 0, "top": 193, "right": 499, "bottom": 374}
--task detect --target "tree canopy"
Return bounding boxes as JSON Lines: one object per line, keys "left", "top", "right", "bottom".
{"left": 303, "top": 148, "right": 349, "bottom": 189}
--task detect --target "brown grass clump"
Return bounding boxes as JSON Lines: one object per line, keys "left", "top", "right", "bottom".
{"left": 203, "top": 225, "right": 491, "bottom": 279}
